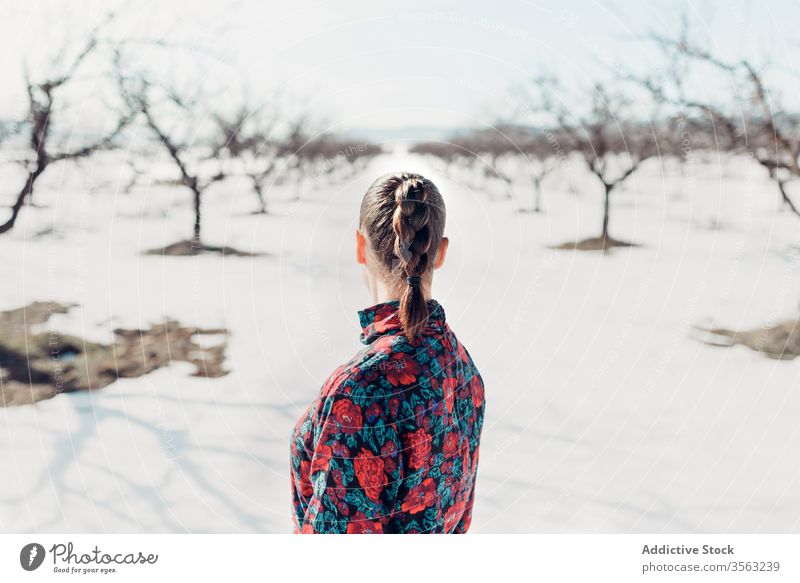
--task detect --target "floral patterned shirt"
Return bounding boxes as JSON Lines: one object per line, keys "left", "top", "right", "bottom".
{"left": 290, "top": 299, "right": 485, "bottom": 534}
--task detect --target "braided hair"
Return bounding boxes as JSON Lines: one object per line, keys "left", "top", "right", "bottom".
{"left": 359, "top": 172, "right": 446, "bottom": 341}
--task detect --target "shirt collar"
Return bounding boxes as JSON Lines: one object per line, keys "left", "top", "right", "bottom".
{"left": 358, "top": 299, "right": 447, "bottom": 344}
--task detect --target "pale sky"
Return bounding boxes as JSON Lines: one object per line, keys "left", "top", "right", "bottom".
{"left": 2, "top": 0, "right": 799, "bottom": 134}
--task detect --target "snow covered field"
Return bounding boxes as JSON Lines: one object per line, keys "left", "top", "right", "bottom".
{"left": 1, "top": 144, "right": 799, "bottom": 533}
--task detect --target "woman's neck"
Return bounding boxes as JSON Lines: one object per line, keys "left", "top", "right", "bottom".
{"left": 363, "top": 270, "right": 431, "bottom": 304}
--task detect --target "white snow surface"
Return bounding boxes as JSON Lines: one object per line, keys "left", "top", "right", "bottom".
{"left": 1, "top": 145, "right": 799, "bottom": 533}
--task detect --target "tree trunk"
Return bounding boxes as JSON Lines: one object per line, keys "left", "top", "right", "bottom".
{"left": 0, "top": 164, "right": 46, "bottom": 235}
{"left": 533, "top": 176, "right": 543, "bottom": 213}
{"left": 253, "top": 181, "right": 267, "bottom": 214}
{"left": 502, "top": 176, "right": 513, "bottom": 200}
{"left": 294, "top": 175, "right": 302, "bottom": 202}
{"left": 192, "top": 188, "right": 202, "bottom": 249}
{"left": 602, "top": 182, "right": 612, "bottom": 240}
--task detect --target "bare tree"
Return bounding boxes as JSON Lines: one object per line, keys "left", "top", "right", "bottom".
{"left": 0, "top": 27, "right": 130, "bottom": 235}
{"left": 531, "top": 77, "right": 663, "bottom": 247}
{"left": 215, "top": 106, "right": 381, "bottom": 211}
{"left": 117, "top": 61, "right": 234, "bottom": 254}
{"left": 641, "top": 28, "right": 800, "bottom": 217}
{"left": 458, "top": 130, "right": 515, "bottom": 196}
{"left": 322, "top": 136, "right": 382, "bottom": 177}
{"left": 412, "top": 127, "right": 558, "bottom": 212}
{"left": 409, "top": 141, "right": 462, "bottom": 172}
{"left": 285, "top": 126, "right": 328, "bottom": 202}
{"left": 455, "top": 126, "right": 560, "bottom": 208}
{"left": 289, "top": 132, "right": 382, "bottom": 200}
{"left": 349, "top": 140, "right": 383, "bottom": 172}
{"left": 409, "top": 140, "right": 481, "bottom": 188}
{"left": 212, "top": 105, "right": 288, "bottom": 214}
{"left": 508, "top": 126, "right": 560, "bottom": 213}
{"left": 642, "top": 24, "right": 800, "bottom": 358}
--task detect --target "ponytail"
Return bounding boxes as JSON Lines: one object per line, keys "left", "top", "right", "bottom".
{"left": 359, "top": 172, "right": 446, "bottom": 342}
{"left": 392, "top": 176, "right": 432, "bottom": 341}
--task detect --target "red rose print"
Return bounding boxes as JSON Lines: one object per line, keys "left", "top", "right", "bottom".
{"left": 372, "top": 305, "right": 400, "bottom": 333}
{"left": 381, "top": 440, "right": 398, "bottom": 473}
{"left": 310, "top": 444, "right": 332, "bottom": 475}
{"left": 445, "top": 500, "right": 466, "bottom": 532}
{"left": 354, "top": 447, "right": 387, "bottom": 503}
{"left": 381, "top": 439, "right": 398, "bottom": 457}
{"left": 442, "top": 377, "right": 457, "bottom": 414}
{"left": 332, "top": 398, "right": 362, "bottom": 434}
{"left": 346, "top": 512, "right": 384, "bottom": 534}
{"left": 443, "top": 432, "right": 459, "bottom": 458}
{"left": 331, "top": 441, "right": 349, "bottom": 458}
{"left": 404, "top": 428, "right": 432, "bottom": 470}
{"left": 471, "top": 378, "right": 484, "bottom": 408}
{"left": 298, "top": 460, "right": 313, "bottom": 497}
{"left": 459, "top": 511, "right": 472, "bottom": 532}
{"left": 385, "top": 352, "right": 422, "bottom": 386}
{"left": 319, "top": 419, "right": 336, "bottom": 444}
{"left": 401, "top": 477, "right": 437, "bottom": 514}
{"left": 290, "top": 300, "right": 485, "bottom": 533}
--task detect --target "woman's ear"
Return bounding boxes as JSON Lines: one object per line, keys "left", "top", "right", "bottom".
{"left": 434, "top": 237, "right": 449, "bottom": 269}
{"left": 356, "top": 230, "right": 367, "bottom": 265}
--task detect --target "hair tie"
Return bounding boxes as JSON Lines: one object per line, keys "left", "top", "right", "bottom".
{"left": 406, "top": 275, "right": 422, "bottom": 288}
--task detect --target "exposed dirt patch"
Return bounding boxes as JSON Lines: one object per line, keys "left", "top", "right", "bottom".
{"left": 551, "top": 236, "right": 639, "bottom": 251}
{"left": 143, "top": 239, "right": 263, "bottom": 257}
{"left": 693, "top": 319, "right": 800, "bottom": 360}
{"left": 0, "top": 301, "right": 229, "bottom": 406}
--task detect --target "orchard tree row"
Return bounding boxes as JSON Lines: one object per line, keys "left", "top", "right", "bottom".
{"left": 0, "top": 24, "right": 382, "bottom": 255}
{"left": 412, "top": 25, "right": 800, "bottom": 250}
